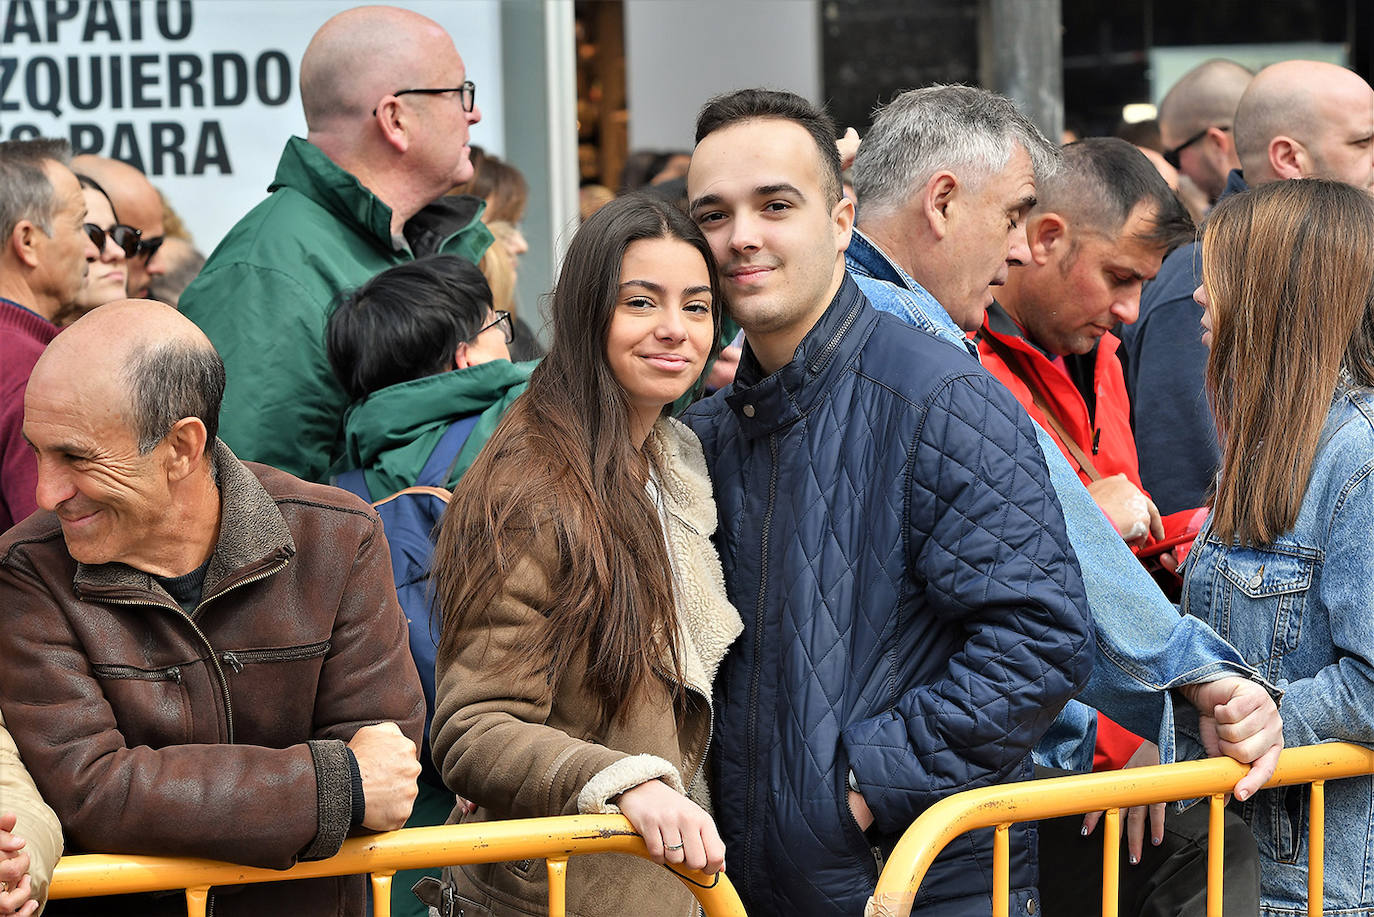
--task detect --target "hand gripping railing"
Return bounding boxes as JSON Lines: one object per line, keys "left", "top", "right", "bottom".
{"left": 47, "top": 814, "right": 747, "bottom": 917}
{"left": 867, "top": 742, "right": 1374, "bottom": 917}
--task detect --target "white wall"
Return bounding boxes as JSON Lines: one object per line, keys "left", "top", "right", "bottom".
{"left": 623, "top": 0, "right": 821, "bottom": 152}
{"left": 1, "top": 0, "right": 504, "bottom": 250}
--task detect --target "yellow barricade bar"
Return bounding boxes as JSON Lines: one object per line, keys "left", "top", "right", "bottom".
{"left": 49, "top": 815, "right": 747, "bottom": 917}
{"left": 869, "top": 742, "right": 1374, "bottom": 917}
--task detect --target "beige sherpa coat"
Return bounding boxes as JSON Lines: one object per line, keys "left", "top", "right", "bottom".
{"left": 431, "top": 417, "right": 743, "bottom": 917}
{"left": 0, "top": 711, "right": 63, "bottom": 915}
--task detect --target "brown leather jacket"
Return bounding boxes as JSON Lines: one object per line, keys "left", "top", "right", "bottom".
{"left": 0, "top": 441, "right": 425, "bottom": 916}
{"left": 432, "top": 418, "right": 742, "bottom": 917}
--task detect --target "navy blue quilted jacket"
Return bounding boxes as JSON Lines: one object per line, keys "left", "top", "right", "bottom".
{"left": 682, "top": 276, "right": 1093, "bottom": 916}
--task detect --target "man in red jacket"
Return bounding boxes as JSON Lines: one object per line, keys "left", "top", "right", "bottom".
{"left": 978, "top": 137, "right": 1192, "bottom": 548}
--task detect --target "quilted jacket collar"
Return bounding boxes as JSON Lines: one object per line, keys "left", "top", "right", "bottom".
{"left": 727, "top": 272, "right": 873, "bottom": 439}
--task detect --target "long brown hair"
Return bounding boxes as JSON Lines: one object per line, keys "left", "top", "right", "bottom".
{"left": 433, "top": 193, "right": 723, "bottom": 729}
{"left": 1203, "top": 178, "right": 1374, "bottom": 544}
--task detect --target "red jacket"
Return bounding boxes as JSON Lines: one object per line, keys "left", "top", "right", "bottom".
{"left": 977, "top": 305, "right": 1145, "bottom": 770}
{"left": 977, "top": 306, "right": 1144, "bottom": 492}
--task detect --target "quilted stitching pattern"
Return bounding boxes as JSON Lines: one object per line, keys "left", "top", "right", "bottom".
{"left": 684, "top": 284, "right": 1092, "bottom": 917}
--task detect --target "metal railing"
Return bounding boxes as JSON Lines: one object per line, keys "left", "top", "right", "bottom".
{"left": 47, "top": 815, "right": 747, "bottom": 917}
{"left": 867, "top": 742, "right": 1374, "bottom": 917}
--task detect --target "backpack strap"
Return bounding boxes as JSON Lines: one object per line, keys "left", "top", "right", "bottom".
{"left": 417, "top": 413, "right": 483, "bottom": 488}
{"left": 371, "top": 485, "right": 452, "bottom": 509}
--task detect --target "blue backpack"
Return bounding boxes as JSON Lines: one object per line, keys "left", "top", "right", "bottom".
{"left": 334, "top": 416, "right": 478, "bottom": 788}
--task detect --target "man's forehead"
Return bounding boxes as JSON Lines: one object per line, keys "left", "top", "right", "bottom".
{"left": 689, "top": 119, "right": 823, "bottom": 195}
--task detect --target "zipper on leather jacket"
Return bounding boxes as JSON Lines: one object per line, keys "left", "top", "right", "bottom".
{"left": 90, "top": 662, "right": 184, "bottom": 684}
{"left": 221, "top": 640, "right": 330, "bottom": 673}
{"left": 98, "top": 593, "right": 238, "bottom": 742}
{"left": 743, "top": 433, "right": 780, "bottom": 885}
{"left": 95, "top": 554, "right": 289, "bottom": 745}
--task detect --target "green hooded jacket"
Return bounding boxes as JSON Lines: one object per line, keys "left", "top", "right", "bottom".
{"left": 182, "top": 137, "right": 493, "bottom": 482}
{"left": 341, "top": 359, "right": 534, "bottom": 499}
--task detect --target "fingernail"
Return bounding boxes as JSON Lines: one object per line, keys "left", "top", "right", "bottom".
{"left": 1129, "top": 854, "right": 1139, "bottom": 865}
{"left": 1236, "top": 789, "right": 1248, "bottom": 801}
{"left": 1080, "top": 825, "right": 1089, "bottom": 836}
{"left": 1153, "top": 835, "right": 1162, "bottom": 846}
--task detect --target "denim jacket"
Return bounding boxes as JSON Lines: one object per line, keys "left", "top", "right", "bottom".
{"left": 846, "top": 228, "right": 1270, "bottom": 769}
{"left": 1182, "top": 386, "right": 1374, "bottom": 916}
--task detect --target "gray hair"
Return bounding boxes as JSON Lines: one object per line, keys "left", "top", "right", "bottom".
{"left": 853, "top": 84, "right": 1060, "bottom": 219}
{"left": 122, "top": 340, "right": 226, "bottom": 454}
{"left": 0, "top": 138, "right": 72, "bottom": 242}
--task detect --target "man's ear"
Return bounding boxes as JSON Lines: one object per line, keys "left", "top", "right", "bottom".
{"left": 831, "top": 194, "right": 854, "bottom": 253}
{"left": 453, "top": 341, "right": 472, "bottom": 371}
{"left": 10, "top": 221, "right": 41, "bottom": 269}
{"left": 374, "top": 98, "right": 411, "bottom": 154}
{"left": 1028, "top": 212, "right": 1067, "bottom": 266}
{"left": 1207, "top": 125, "right": 1235, "bottom": 158}
{"left": 162, "top": 417, "right": 209, "bottom": 482}
{"left": 922, "top": 172, "right": 958, "bottom": 241}
{"left": 1269, "top": 135, "right": 1308, "bottom": 180}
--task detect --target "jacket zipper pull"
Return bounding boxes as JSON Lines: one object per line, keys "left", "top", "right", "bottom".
{"left": 166, "top": 666, "right": 183, "bottom": 685}
{"left": 1091, "top": 428, "right": 1101, "bottom": 455}
{"left": 222, "top": 652, "right": 243, "bottom": 674}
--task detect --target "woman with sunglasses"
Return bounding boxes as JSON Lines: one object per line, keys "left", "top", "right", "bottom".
{"left": 429, "top": 193, "right": 740, "bottom": 916}
{"left": 1183, "top": 178, "right": 1374, "bottom": 915}
{"left": 56, "top": 175, "right": 134, "bottom": 326}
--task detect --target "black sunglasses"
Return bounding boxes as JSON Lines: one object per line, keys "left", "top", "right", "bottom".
{"left": 372, "top": 80, "right": 476, "bottom": 117}
{"left": 1163, "top": 125, "right": 1228, "bottom": 169}
{"left": 131, "top": 234, "right": 164, "bottom": 261}
{"left": 83, "top": 222, "right": 142, "bottom": 259}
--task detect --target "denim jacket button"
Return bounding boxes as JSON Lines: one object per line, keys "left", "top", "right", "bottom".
{"left": 743, "top": 404, "right": 756, "bottom": 418}
{"left": 1249, "top": 571, "right": 1264, "bottom": 589}
{"left": 1026, "top": 897, "right": 1037, "bottom": 914}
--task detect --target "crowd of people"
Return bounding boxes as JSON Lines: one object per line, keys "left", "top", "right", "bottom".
{"left": 0, "top": 5, "right": 1372, "bottom": 917}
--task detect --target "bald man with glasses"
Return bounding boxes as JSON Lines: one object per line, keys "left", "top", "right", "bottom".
{"left": 180, "top": 5, "right": 495, "bottom": 483}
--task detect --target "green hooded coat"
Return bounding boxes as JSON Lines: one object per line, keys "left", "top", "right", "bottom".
{"left": 340, "top": 359, "right": 534, "bottom": 499}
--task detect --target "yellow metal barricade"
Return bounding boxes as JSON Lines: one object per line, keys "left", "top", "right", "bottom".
{"left": 868, "top": 742, "right": 1374, "bottom": 917}
{"left": 48, "top": 815, "right": 747, "bottom": 917}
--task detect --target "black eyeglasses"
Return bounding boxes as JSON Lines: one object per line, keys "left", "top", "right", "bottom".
{"left": 83, "top": 222, "right": 142, "bottom": 259}
{"left": 372, "top": 80, "right": 476, "bottom": 116}
{"left": 131, "top": 234, "right": 164, "bottom": 261}
{"left": 472, "top": 310, "right": 513, "bottom": 344}
{"left": 1163, "top": 125, "right": 1228, "bottom": 169}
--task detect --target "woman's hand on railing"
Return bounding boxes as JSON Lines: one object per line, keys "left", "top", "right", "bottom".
{"left": 616, "top": 778, "right": 726, "bottom": 875}
{"left": 0, "top": 813, "right": 39, "bottom": 917}
{"left": 1182, "top": 676, "right": 1284, "bottom": 801}
{"left": 1080, "top": 740, "right": 1164, "bottom": 865}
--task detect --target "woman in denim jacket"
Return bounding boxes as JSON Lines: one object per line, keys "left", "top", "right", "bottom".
{"left": 1183, "top": 178, "right": 1374, "bottom": 916}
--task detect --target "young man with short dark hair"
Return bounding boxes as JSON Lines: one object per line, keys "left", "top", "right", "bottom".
{"left": 683, "top": 88, "right": 1094, "bottom": 917}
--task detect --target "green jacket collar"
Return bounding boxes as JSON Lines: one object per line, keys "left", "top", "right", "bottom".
{"left": 268, "top": 137, "right": 495, "bottom": 261}
{"left": 342, "top": 360, "right": 535, "bottom": 496}
{"left": 269, "top": 137, "right": 399, "bottom": 252}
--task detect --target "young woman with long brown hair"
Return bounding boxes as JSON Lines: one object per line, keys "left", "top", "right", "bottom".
{"left": 1183, "top": 178, "right": 1374, "bottom": 915}
{"left": 428, "top": 193, "right": 741, "bottom": 917}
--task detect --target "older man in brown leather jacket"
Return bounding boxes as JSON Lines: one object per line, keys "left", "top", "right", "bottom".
{"left": 0, "top": 301, "right": 425, "bottom": 916}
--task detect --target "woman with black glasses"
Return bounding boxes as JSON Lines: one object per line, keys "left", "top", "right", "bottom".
{"left": 57, "top": 175, "right": 136, "bottom": 325}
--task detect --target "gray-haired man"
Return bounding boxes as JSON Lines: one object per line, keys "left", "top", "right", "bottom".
{"left": 0, "top": 138, "right": 98, "bottom": 532}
